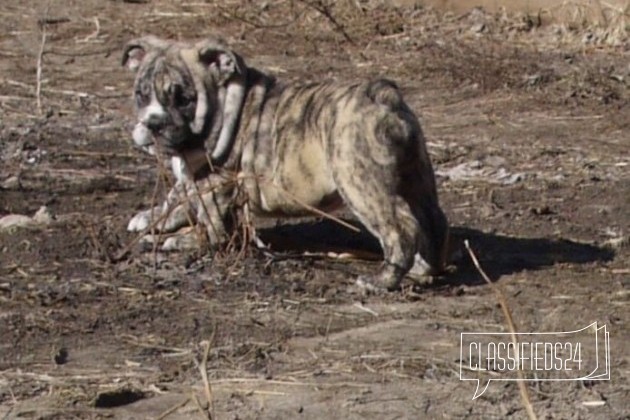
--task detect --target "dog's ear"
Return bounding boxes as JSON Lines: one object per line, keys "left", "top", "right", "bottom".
{"left": 197, "top": 37, "right": 245, "bottom": 84}
{"left": 122, "top": 36, "right": 169, "bottom": 72}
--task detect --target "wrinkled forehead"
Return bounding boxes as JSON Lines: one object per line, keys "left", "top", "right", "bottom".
{"left": 134, "top": 50, "right": 195, "bottom": 98}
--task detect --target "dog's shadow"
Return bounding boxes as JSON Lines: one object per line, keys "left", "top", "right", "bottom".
{"left": 257, "top": 219, "right": 614, "bottom": 287}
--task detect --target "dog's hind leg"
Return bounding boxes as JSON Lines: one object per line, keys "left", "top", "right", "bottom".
{"left": 336, "top": 177, "right": 419, "bottom": 291}
{"left": 331, "top": 133, "right": 419, "bottom": 290}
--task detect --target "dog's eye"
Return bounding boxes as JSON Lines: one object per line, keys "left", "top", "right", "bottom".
{"left": 134, "top": 88, "right": 149, "bottom": 106}
{"left": 172, "top": 85, "right": 194, "bottom": 108}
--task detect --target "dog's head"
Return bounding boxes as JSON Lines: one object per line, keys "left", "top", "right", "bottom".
{"left": 122, "top": 36, "right": 246, "bottom": 163}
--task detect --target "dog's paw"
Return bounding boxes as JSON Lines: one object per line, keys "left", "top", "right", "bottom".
{"left": 162, "top": 235, "right": 196, "bottom": 251}
{"left": 136, "top": 231, "right": 200, "bottom": 252}
{"left": 127, "top": 209, "right": 154, "bottom": 232}
{"left": 137, "top": 233, "right": 158, "bottom": 252}
{"left": 162, "top": 227, "right": 207, "bottom": 252}
{"left": 351, "top": 275, "right": 387, "bottom": 295}
{"left": 405, "top": 254, "right": 434, "bottom": 284}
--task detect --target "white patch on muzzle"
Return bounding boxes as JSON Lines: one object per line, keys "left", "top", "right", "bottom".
{"left": 132, "top": 122, "right": 156, "bottom": 155}
{"left": 133, "top": 92, "right": 166, "bottom": 155}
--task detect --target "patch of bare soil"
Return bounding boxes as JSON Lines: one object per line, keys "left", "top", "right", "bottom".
{"left": 1, "top": 1, "right": 628, "bottom": 419}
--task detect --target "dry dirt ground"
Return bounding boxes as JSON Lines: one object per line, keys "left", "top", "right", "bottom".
{"left": 0, "top": 1, "right": 628, "bottom": 419}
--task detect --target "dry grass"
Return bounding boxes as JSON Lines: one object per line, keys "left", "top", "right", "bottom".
{"left": 465, "top": 241, "right": 537, "bottom": 420}
{"left": 543, "top": 0, "right": 629, "bottom": 45}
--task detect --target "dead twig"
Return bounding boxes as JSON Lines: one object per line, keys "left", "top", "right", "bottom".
{"left": 199, "top": 378, "right": 371, "bottom": 388}
{"left": 464, "top": 240, "right": 537, "bottom": 420}
{"left": 155, "top": 397, "right": 190, "bottom": 420}
{"left": 145, "top": 11, "right": 204, "bottom": 18}
{"left": 57, "top": 150, "right": 138, "bottom": 159}
{"left": 6, "top": 79, "right": 91, "bottom": 98}
{"left": 44, "top": 47, "right": 111, "bottom": 57}
{"left": 36, "top": 3, "right": 50, "bottom": 115}
{"left": 0, "top": 95, "right": 30, "bottom": 102}
{"left": 77, "top": 17, "right": 101, "bottom": 43}
{"left": 191, "top": 392, "right": 209, "bottom": 420}
{"left": 84, "top": 222, "right": 112, "bottom": 262}
{"left": 38, "top": 168, "right": 135, "bottom": 182}
{"left": 193, "top": 334, "right": 216, "bottom": 420}
{"left": 37, "top": 16, "right": 70, "bottom": 26}
{"left": 150, "top": 150, "right": 171, "bottom": 268}
{"left": 296, "top": 0, "right": 355, "bottom": 43}
{"left": 268, "top": 179, "right": 360, "bottom": 233}
{"left": 213, "top": 2, "right": 305, "bottom": 29}
{"left": 114, "top": 209, "right": 172, "bottom": 261}
{"left": 119, "top": 334, "right": 191, "bottom": 356}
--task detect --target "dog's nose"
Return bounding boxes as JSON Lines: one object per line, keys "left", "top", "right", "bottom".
{"left": 145, "top": 114, "right": 166, "bottom": 132}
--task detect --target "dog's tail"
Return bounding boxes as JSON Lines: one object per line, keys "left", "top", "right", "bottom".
{"left": 366, "top": 79, "right": 404, "bottom": 110}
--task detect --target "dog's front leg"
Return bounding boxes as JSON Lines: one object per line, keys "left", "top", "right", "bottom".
{"left": 127, "top": 156, "right": 196, "bottom": 235}
{"left": 127, "top": 183, "right": 193, "bottom": 234}
{"left": 161, "top": 174, "right": 235, "bottom": 251}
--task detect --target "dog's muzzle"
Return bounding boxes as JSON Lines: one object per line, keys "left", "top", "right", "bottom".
{"left": 132, "top": 122, "right": 156, "bottom": 155}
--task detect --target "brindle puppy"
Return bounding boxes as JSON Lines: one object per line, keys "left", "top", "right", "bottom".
{"left": 123, "top": 35, "right": 449, "bottom": 291}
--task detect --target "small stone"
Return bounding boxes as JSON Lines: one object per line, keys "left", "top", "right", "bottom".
{"left": 33, "top": 206, "right": 53, "bottom": 224}
{"left": 470, "top": 23, "right": 486, "bottom": 34}
{"left": 0, "top": 214, "right": 35, "bottom": 230}
{"left": 0, "top": 206, "right": 53, "bottom": 231}
{"left": 531, "top": 206, "right": 554, "bottom": 216}
{"left": 53, "top": 347, "right": 69, "bottom": 365}
{"left": 1, "top": 176, "right": 20, "bottom": 189}
{"left": 485, "top": 156, "right": 507, "bottom": 167}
